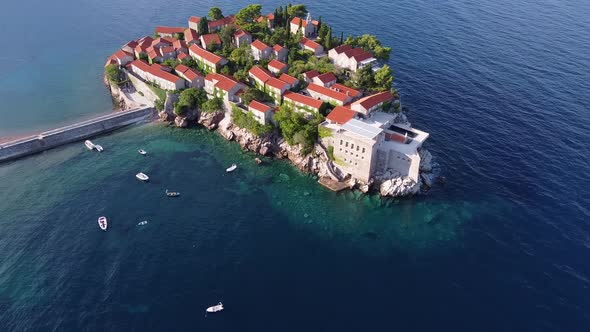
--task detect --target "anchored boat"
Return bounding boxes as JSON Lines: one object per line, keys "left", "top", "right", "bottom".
{"left": 138, "top": 149, "right": 147, "bottom": 155}
{"left": 226, "top": 164, "right": 237, "bottom": 173}
{"left": 85, "top": 140, "right": 95, "bottom": 150}
{"left": 136, "top": 172, "right": 149, "bottom": 181}
{"left": 165, "top": 189, "right": 180, "bottom": 197}
{"left": 94, "top": 144, "right": 104, "bottom": 152}
{"left": 97, "top": 216, "right": 107, "bottom": 231}
{"left": 206, "top": 302, "right": 224, "bottom": 313}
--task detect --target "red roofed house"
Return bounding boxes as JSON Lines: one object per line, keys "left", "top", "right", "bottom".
{"left": 272, "top": 44, "right": 289, "bottom": 62}
{"left": 256, "top": 13, "right": 275, "bottom": 29}
{"left": 128, "top": 59, "right": 184, "bottom": 91}
{"left": 312, "top": 72, "right": 337, "bottom": 87}
{"left": 189, "top": 44, "right": 228, "bottom": 73}
{"left": 112, "top": 50, "right": 134, "bottom": 66}
{"left": 173, "top": 40, "right": 188, "bottom": 53}
{"left": 177, "top": 52, "right": 190, "bottom": 62}
{"left": 188, "top": 16, "right": 201, "bottom": 32}
{"left": 155, "top": 26, "right": 185, "bottom": 38}
{"left": 122, "top": 40, "right": 138, "bottom": 54}
{"left": 283, "top": 91, "right": 324, "bottom": 114}
{"left": 302, "top": 70, "right": 320, "bottom": 83}
{"left": 248, "top": 66, "right": 272, "bottom": 88}
{"left": 279, "top": 73, "right": 299, "bottom": 89}
{"left": 306, "top": 83, "right": 353, "bottom": 106}
{"left": 330, "top": 83, "right": 362, "bottom": 99}
{"left": 251, "top": 39, "right": 272, "bottom": 61}
{"left": 175, "top": 64, "right": 204, "bottom": 88}
{"left": 326, "top": 106, "right": 356, "bottom": 125}
{"left": 330, "top": 46, "right": 377, "bottom": 73}
{"left": 184, "top": 28, "right": 200, "bottom": 45}
{"left": 105, "top": 56, "right": 117, "bottom": 68}
{"left": 208, "top": 16, "right": 235, "bottom": 32}
{"left": 299, "top": 37, "right": 324, "bottom": 56}
{"left": 233, "top": 30, "right": 252, "bottom": 48}
{"left": 350, "top": 91, "right": 394, "bottom": 115}
{"left": 268, "top": 59, "right": 288, "bottom": 75}
{"left": 265, "top": 78, "right": 290, "bottom": 101}
{"left": 151, "top": 38, "right": 173, "bottom": 49}
{"left": 200, "top": 33, "right": 222, "bottom": 50}
{"left": 204, "top": 73, "right": 245, "bottom": 109}
{"left": 248, "top": 100, "right": 274, "bottom": 125}
{"left": 328, "top": 44, "right": 352, "bottom": 62}
{"left": 290, "top": 13, "right": 318, "bottom": 37}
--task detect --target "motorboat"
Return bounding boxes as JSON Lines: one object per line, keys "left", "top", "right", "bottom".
{"left": 226, "top": 164, "right": 237, "bottom": 172}
{"left": 138, "top": 149, "right": 147, "bottom": 155}
{"left": 136, "top": 172, "right": 149, "bottom": 181}
{"left": 165, "top": 189, "right": 180, "bottom": 197}
{"left": 94, "top": 144, "right": 104, "bottom": 152}
{"left": 85, "top": 140, "right": 95, "bottom": 150}
{"left": 98, "top": 216, "right": 107, "bottom": 231}
{"left": 206, "top": 302, "right": 224, "bottom": 313}
{"left": 137, "top": 221, "right": 148, "bottom": 226}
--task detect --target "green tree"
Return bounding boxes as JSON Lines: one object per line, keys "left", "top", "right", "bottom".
{"left": 324, "top": 27, "right": 333, "bottom": 49}
{"left": 340, "top": 32, "right": 344, "bottom": 45}
{"left": 175, "top": 88, "right": 207, "bottom": 115}
{"left": 202, "top": 97, "right": 223, "bottom": 112}
{"left": 155, "top": 99, "right": 165, "bottom": 111}
{"left": 287, "top": 4, "right": 307, "bottom": 18}
{"left": 348, "top": 65, "right": 375, "bottom": 90}
{"left": 269, "top": 27, "right": 289, "bottom": 46}
{"left": 198, "top": 17, "right": 209, "bottom": 35}
{"left": 344, "top": 35, "right": 356, "bottom": 46}
{"left": 355, "top": 34, "right": 391, "bottom": 60}
{"left": 230, "top": 45, "right": 253, "bottom": 67}
{"left": 236, "top": 4, "right": 262, "bottom": 26}
{"left": 208, "top": 7, "right": 223, "bottom": 20}
{"left": 318, "top": 24, "right": 329, "bottom": 43}
{"left": 240, "top": 87, "right": 266, "bottom": 105}
{"left": 219, "top": 25, "right": 237, "bottom": 49}
{"left": 374, "top": 65, "right": 394, "bottom": 92}
{"left": 162, "top": 58, "right": 179, "bottom": 68}
{"left": 105, "top": 64, "right": 120, "bottom": 83}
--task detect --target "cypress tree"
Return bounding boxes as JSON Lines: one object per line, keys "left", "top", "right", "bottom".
{"left": 340, "top": 32, "right": 344, "bottom": 45}
{"left": 325, "top": 27, "right": 332, "bottom": 49}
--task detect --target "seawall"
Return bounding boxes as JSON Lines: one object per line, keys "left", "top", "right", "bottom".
{"left": 0, "top": 107, "right": 156, "bottom": 163}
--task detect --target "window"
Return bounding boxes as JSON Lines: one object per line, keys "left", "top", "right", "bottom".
{"left": 356, "top": 146, "right": 360, "bottom": 151}
{"left": 351, "top": 144, "right": 354, "bottom": 149}
{"left": 340, "top": 140, "right": 343, "bottom": 145}
{"left": 345, "top": 142, "right": 349, "bottom": 147}
{"left": 362, "top": 148, "right": 366, "bottom": 153}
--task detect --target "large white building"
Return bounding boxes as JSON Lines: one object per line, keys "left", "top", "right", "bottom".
{"left": 319, "top": 93, "right": 428, "bottom": 183}
{"left": 189, "top": 44, "right": 228, "bottom": 73}
{"left": 204, "top": 73, "right": 245, "bottom": 110}
{"left": 328, "top": 44, "right": 377, "bottom": 72}
{"left": 290, "top": 13, "right": 318, "bottom": 37}
{"left": 128, "top": 60, "right": 185, "bottom": 91}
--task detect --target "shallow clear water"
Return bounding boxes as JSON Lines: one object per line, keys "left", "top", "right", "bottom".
{"left": 1, "top": 0, "right": 590, "bottom": 331}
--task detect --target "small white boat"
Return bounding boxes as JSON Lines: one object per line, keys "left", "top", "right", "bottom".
{"left": 137, "top": 221, "right": 148, "bottom": 226}
{"left": 94, "top": 144, "right": 104, "bottom": 152}
{"left": 206, "top": 302, "right": 224, "bottom": 313}
{"left": 165, "top": 189, "right": 180, "bottom": 197}
{"left": 226, "top": 164, "right": 237, "bottom": 173}
{"left": 85, "top": 140, "right": 95, "bottom": 150}
{"left": 138, "top": 149, "right": 147, "bottom": 155}
{"left": 98, "top": 216, "right": 107, "bottom": 231}
{"left": 136, "top": 172, "right": 149, "bottom": 181}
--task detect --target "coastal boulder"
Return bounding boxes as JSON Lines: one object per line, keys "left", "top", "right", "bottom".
{"left": 379, "top": 177, "right": 420, "bottom": 197}
{"left": 164, "top": 92, "right": 179, "bottom": 118}
{"left": 198, "top": 110, "right": 225, "bottom": 130}
{"left": 174, "top": 116, "right": 189, "bottom": 128}
{"left": 419, "top": 148, "right": 433, "bottom": 172}
{"left": 159, "top": 110, "right": 173, "bottom": 122}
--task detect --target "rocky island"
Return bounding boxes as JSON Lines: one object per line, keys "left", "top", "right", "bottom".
{"left": 104, "top": 4, "right": 435, "bottom": 198}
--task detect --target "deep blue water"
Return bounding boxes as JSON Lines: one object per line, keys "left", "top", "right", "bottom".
{"left": 1, "top": 0, "right": 590, "bottom": 331}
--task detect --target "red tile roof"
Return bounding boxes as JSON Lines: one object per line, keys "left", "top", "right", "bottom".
{"left": 307, "top": 84, "right": 350, "bottom": 103}
{"left": 173, "top": 40, "right": 187, "bottom": 50}
{"left": 303, "top": 70, "right": 320, "bottom": 79}
{"left": 176, "top": 64, "right": 202, "bottom": 81}
{"left": 300, "top": 38, "right": 322, "bottom": 51}
{"left": 137, "top": 36, "right": 154, "bottom": 45}
{"left": 130, "top": 60, "right": 182, "bottom": 84}
{"left": 343, "top": 48, "right": 365, "bottom": 58}
{"left": 207, "top": 73, "right": 241, "bottom": 92}
{"left": 331, "top": 44, "right": 352, "bottom": 54}
{"left": 279, "top": 73, "right": 298, "bottom": 85}
{"left": 155, "top": 26, "right": 185, "bottom": 35}
{"left": 105, "top": 56, "right": 117, "bottom": 67}
{"left": 189, "top": 16, "right": 201, "bottom": 24}
{"left": 273, "top": 44, "right": 286, "bottom": 52}
{"left": 327, "top": 106, "right": 355, "bottom": 124}
{"left": 249, "top": 66, "right": 272, "bottom": 82}
{"left": 234, "top": 29, "right": 250, "bottom": 38}
{"left": 314, "top": 72, "right": 337, "bottom": 84}
{"left": 268, "top": 59, "right": 287, "bottom": 71}
{"left": 256, "top": 13, "right": 275, "bottom": 23}
{"left": 124, "top": 40, "right": 138, "bottom": 49}
{"left": 251, "top": 39, "right": 270, "bottom": 51}
{"left": 177, "top": 52, "right": 189, "bottom": 61}
{"left": 353, "top": 91, "right": 394, "bottom": 110}
{"left": 266, "top": 77, "right": 289, "bottom": 91}
{"left": 352, "top": 52, "right": 374, "bottom": 62}
{"left": 283, "top": 91, "right": 323, "bottom": 109}
{"left": 184, "top": 28, "right": 199, "bottom": 43}
{"left": 152, "top": 38, "right": 173, "bottom": 46}
{"left": 249, "top": 100, "right": 272, "bottom": 113}
{"left": 189, "top": 44, "right": 225, "bottom": 65}
{"left": 148, "top": 50, "right": 159, "bottom": 60}
{"left": 160, "top": 47, "right": 175, "bottom": 54}
{"left": 208, "top": 16, "right": 235, "bottom": 29}
{"left": 200, "top": 33, "right": 221, "bottom": 47}
{"left": 113, "top": 50, "right": 133, "bottom": 61}
{"left": 331, "top": 83, "right": 361, "bottom": 97}
{"left": 291, "top": 17, "right": 308, "bottom": 28}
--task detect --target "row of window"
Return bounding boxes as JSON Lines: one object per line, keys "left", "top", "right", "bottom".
{"left": 339, "top": 148, "right": 365, "bottom": 160}
{"left": 339, "top": 140, "right": 366, "bottom": 154}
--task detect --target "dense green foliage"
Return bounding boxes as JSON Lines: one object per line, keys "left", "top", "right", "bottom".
{"left": 162, "top": 58, "right": 179, "bottom": 69}
{"left": 148, "top": 84, "right": 166, "bottom": 101}
{"left": 208, "top": 7, "right": 223, "bottom": 20}
{"left": 287, "top": 4, "right": 307, "bottom": 18}
{"left": 198, "top": 17, "right": 209, "bottom": 34}
{"left": 240, "top": 87, "right": 267, "bottom": 106}
{"left": 174, "top": 88, "right": 208, "bottom": 116}
{"left": 105, "top": 64, "right": 120, "bottom": 83}
{"left": 327, "top": 145, "right": 335, "bottom": 161}
{"left": 201, "top": 97, "right": 223, "bottom": 113}
{"left": 288, "top": 55, "right": 335, "bottom": 78}
{"left": 345, "top": 34, "right": 391, "bottom": 60}
{"left": 318, "top": 125, "right": 333, "bottom": 138}
{"left": 231, "top": 106, "right": 273, "bottom": 136}
{"left": 273, "top": 105, "right": 325, "bottom": 155}
{"left": 236, "top": 4, "right": 262, "bottom": 27}
{"left": 374, "top": 65, "right": 394, "bottom": 91}
{"left": 154, "top": 99, "right": 164, "bottom": 111}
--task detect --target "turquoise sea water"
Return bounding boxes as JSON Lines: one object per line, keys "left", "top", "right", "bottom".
{"left": 1, "top": 0, "right": 590, "bottom": 330}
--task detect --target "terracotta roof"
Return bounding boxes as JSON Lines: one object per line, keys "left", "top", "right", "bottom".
{"left": 268, "top": 59, "right": 287, "bottom": 71}
{"left": 189, "top": 44, "right": 225, "bottom": 65}
{"left": 249, "top": 66, "right": 272, "bottom": 82}
{"left": 307, "top": 84, "right": 350, "bottom": 103}
{"left": 189, "top": 16, "right": 201, "bottom": 24}
{"left": 331, "top": 83, "right": 361, "bottom": 97}
{"left": 343, "top": 48, "right": 365, "bottom": 58}
{"left": 175, "top": 64, "right": 190, "bottom": 73}
{"left": 234, "top": 29, "right": 250, "bottom": 38}
{"left": 279, "top": 73, "right": 298, "bottom": 85}
{"left": 256, "top": 13, "right": 275, "bottom": 23}
{"left": 352, "top": 52, "right": 374, "bottom": 62}
{"left": 184, "top": 28, "right": 199, "bottom": 43}
{"left": 314, "top": 72, "right": 337, "bottom": 84}
{"left": 155, "top": 26, "right": 185, "bottom": 35}
{"left": 291, "top": 17, "right": 308, "bottom": 28}
{"left": 137, "top": 36, "right": 154, "bottom": 45}
{"left": 135, "top": 44, "right": 149, "bottom": 54}
{"left": 177, "top": 52, "right": 189, "bottom": 61}
{"left": 200, "top": 33, "right": 221, "bottom": 47}
{"left": 249, "top": 100, "right": 272, "bottom": 113}
{"left": 266, "top": 77, "right": 289, "bottom": 91}
{"left": 300, "top": 38, "right": 322, "bottom": 51}
{"left": 113, "top": 50, "right": 132, "bottom": 61}
{"left": 104, "top": 56, "right": 117, "bottom": 67}
{"left": 160, "top": 47, "right": 175, "bottom": 54}
{"left": 331, "top": 44, "right": 352, "bottom": 54}
{"left": 130, "top": 59, "right": 182, "bottom": 84}
{"left": 283, "top": 91, "right": 323, "bottom": 109}
{"left": 210, "top": 74, "right": 241, "bottom": 92}
{"left": 273, "top": 44, "right": 286, "bottom": 52}
{"left": 173, "top": 40, "right": 187, "bottom": 50}
{"left": 152, "top": 38, "right": 173, "bottom": 46}
{"left": 208, "top": 16, "right": 235, "bottom": 29}
{"left": 176, "top": 64, "right": 202, "bottom": 81}
{"left": 148, "top": 50, "right": 159, "bottom": 60}
{"left": 303, "top": 70, "right": 319, "bottom": 79}
{"left": 129, "top": 59, "right": 151, "bottom": 72}
{"left": 251, "top": 39, "right": 270, "bottom": 51}
{"left": 352, "top": 91, "right": 394, "bottom": 110}
{"left": 124, "top": 40, "right": 138, "bottom": 49}
{"left": 326, "top": 106, "right": 355, "bottom": 124}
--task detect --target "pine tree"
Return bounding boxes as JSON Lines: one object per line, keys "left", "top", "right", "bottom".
{"left": 198, "top": 17, "right": 209, "bottom": 35}
{"left": 325, "top": 27, "right": 333, "bottom": 49}
{"left": 317, "top": 16, "right": 322, "bottom": 32}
